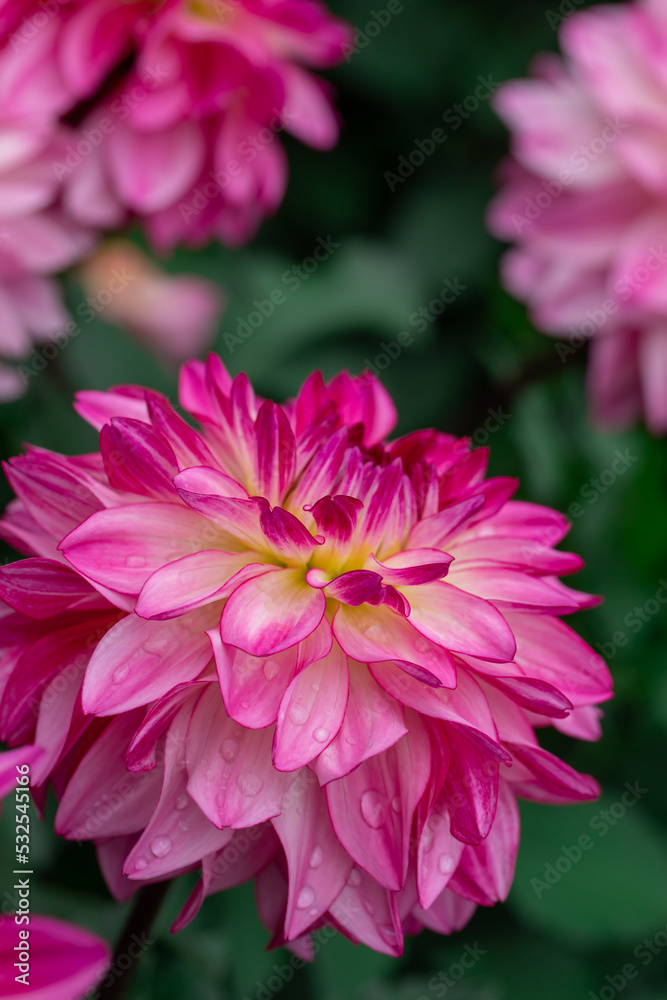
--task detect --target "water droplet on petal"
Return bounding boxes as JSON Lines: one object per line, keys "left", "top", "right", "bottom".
{"left": 361, "top": 789, "right": 388, "bottom": 829}
{"left": 133, "top": 857, "right": 148, "bottom": 872}
{"left": 309, "top": 907, "right": 318, "bottom": 917}
{"left": 220, "top": 738, "right": 239, "bottom": 762}
{"left": 263, "top": 660, "right": 280, "bottom": 680}
{"left": 313, "top": 727, "right": 330, "bottom": 743}
{"left": 174, "top": 794, "right": 189, "bottom": 811}
{"left": 309, "top": 845, "right": 323, "bottom": 869}
{"left": 345, "top": 735, "right": 357, "bottom": 746}
{"left": 289, "top": 703, "right": 309, "bottom": 725}
{"left": 178, "top": 817, "right": 191, "bottom": 832}
{"left": 347, "top": 868, "right": 362, "bottom": 887}
{"left": 391, "top": 795, "right": 401, "bottom": 813}
{"left": 363, "top": 898, "right": 375, "bottom": 915}
{"left": 150, "top": 835, "right": 172, "bottom": 858}
{"left": 237, "top": 773, "right": 263, "bottom": 796}
{"left": 438, "top": 854, "right": 455, "bottom": 875}
{"left": 310, "top": 682, "right": 320, "bottom": 693}
{"left": 112, "top": 663, "right": 130, "bottom": 683}
{"left": 296, "top": 885, "right": 315, "bottom": 909}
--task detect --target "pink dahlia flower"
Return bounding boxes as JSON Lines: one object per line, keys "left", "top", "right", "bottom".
{"left": 0, "top": 359, "right": 612, "bottom": 954}
{"left": 0, "top": 913, "right": 109, "bottom": 999}
{"left": 77, "top": 240, "right": 224, "bottom": 363}
{"left": 489, "top": 0, "right": 667, "bottom": 433}
{"left": 3, "top": 0, "right": 351, "bottom": 249}
{"left": 0, "top": 117, "right": 93, "bottom": 398}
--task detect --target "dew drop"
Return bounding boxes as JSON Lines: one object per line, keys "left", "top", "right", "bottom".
{"left": 237, "top": 773, "right": 263, "bottom": 797}
{"left": 133, "top": 857, "right": 148, "bottom": 872}
{"left": 112, "top": 663, "right": 130, "bottom": 683}
{"left": 309, "top": 907, "right": 318, "bottom": 917}
{"left": 150, "top": 835, "right": 172, "bottom": 858}
{"left": 391, "top": 795, "right": 401, "bottom": 813}
{"left": 296, "top": 885, "right": 315, "bottom": 909}
{"left": 310, "top": 682, "right": 321, "bottom": 693}
{"left": 363, "top": 898, "right": 375, "bottom": 915}
{"left": 438, "top": 854, "right": 455, "bottom": 875}
{"left": 263, "top": 660, "right": 280, "bottom": 681}
{"left": 347, "top": 868, "right": 362, "bottom": 887}
{"left": 178, "top": 816, "right": 191, "bottom": 832}
{"left": 360, "top": 789, "right": 388, "bottom": 829}
{"left": 220, "top": 738, "right": 239, "bottom": 762}
{"left": 174, "top": 793, "right": 189, "bottom": 811}
{"left": 309, "top": 845, "right": 323, "bottom": 869}
{"left": 345, "top": 735, "right": 358, "bottom": 746}
{"left": 313, "top": 727, "right": 330, "bottom": 743}
{"left": 288, "top": 703, "right": 309, "bottom": 725}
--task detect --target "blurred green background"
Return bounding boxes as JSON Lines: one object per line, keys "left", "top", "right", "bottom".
{"left": 2, "top": 0, "right": 667, "bottom": 997}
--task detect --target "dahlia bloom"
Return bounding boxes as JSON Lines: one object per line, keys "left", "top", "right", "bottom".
{"left": 488, "top": 0, "right": 667, "bottom": 433}
{"left": 0, "top": 359, "right": 612, "bottom": 954}
{"left": 77, "top": 240, "right": 224, "bottom": 363}
{"left": 0, "top": 914, "right": 109, "bottom": 999}
{"left": 3, "top": 0, "right": 351, "bottom": 249}
{"left": 0, "top": 117, "right": 92, "bottom": 399}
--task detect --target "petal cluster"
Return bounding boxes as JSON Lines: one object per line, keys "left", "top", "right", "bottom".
{"left": 489, "top": 0, "right": 667, "bottom": 433}
{"left": 3, "top": 0, "right": 352, "bottom": 249}
{"left": 0, "top": 358, "right": 612, "bottom": 954}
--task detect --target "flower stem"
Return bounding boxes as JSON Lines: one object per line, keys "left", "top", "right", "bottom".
{"left": 104, "top": 880, "right": 172, "bottom": 1000}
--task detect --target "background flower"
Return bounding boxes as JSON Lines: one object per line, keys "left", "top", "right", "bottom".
{"left": 489, "top": 0, "right": 667, "bottom": 434}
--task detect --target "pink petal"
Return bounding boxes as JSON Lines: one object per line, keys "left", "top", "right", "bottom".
{"left": 210, "top": 630, "right": 298, "bottom": 729}
{"left": 416, "top": 802, "right": 464, "bottom": 910}
{"left": 186, "top": 687, "right": 289, "bottom": 829}
{"left": 61, "top": 502, "right": 212, "bottom": 596}
{"left": 448, "top": 781, "right": 520, "bottom": 905}
{"left": 136, "top": 549, "right": 258, "bottom": 619}
{"left": 221, "top": 568, "right": 326, "bottom": 656}
{"left": 272, "top": 775, "right": 352, "bottom": 939}
{"left": 273, "top": 644, "right": 349, "bottom": 770}
{"left": 255, "top": 400, "right": 297, "bottom": 506}
{"left": 55, "top": 713, "right": 162, "bottom": 840}
{"left": 329, "top": 868, "right": 404, "bottom": 957}
{"left": 326, "top": 715, "right": 431, "bottom": 890}
{"left": 0, "top": 914, "right": 110, "bottom": 1000}
{"left": 0, "top": 558, "right": 94, "bottom": 619}
{"left": 108, "top": 121, "right": 206, "bottom": 213}
{"left": 312, "top": 660, "right": 407, "bottom": 784}
{"left": 82, "top": 609, "right": 215, "bottom": 715}
{"left": 334, "top": 603, "right": 457, "bottom": 686}
{"left": 402, "top": 581, "right": 516, "bottom": 662}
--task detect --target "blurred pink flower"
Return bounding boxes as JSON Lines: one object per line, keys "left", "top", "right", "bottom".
{"left": 78, "top": 241, "right": 224, "bottom": 362}
{"left": 0, "top": 913, "right": 109, "bottom": 1000}
{"left": 488, "top": 0, "right": 667, "bottom": 433}
{"left": 0, "top": 359, "right": 612, "bottom": 954}
{"left": 2, "top": 0, "right": 351, "bottom": 248}
{"left": 0, "top": 118, "right": 93, "bottom": 399}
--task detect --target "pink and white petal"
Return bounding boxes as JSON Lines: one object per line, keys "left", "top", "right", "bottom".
{"left": 61, "top": 503, "right": 211, "bottom": 595}
{"left": 136, "top": 549, "right": 259, "bottom": 619}
{"left": 173, "top": 485, "right": 267, "bottom": 552}
{"left": 254, "top": 400, "right": 297, "bottom": 506}
{"left": 273, "top": 645, "right": 349, "bottom": 771}
{"left": 210, "top": 628, "right": 298, "bottom": 729}
{"left": 73, "top": 388, "right": 150, "bottom": 431}
{"left": 272, "top": 776, "right": 352, "bottom": 940}
{"left": 221, "top": 568, "right": 326, "bottom": 656}
{"left": 333, "top": 603, "right": 457, "bottom": 687}
{"left": 369, "top": 548, "right": 453, "bottom": 586}
{"left": 108, "top": 121, "right": 206, "bottom": 214}
{"left": 447, "top": 564, "right": 596, "bottom": 613}
{"left": 326, "top": 715, "right": 430, "bottom": 891}
{"left": 553, "top": 705, "right": 603, "bottom": 741}
{"left": 0, "top": 744, "right": 44, "bottom": 799}
{"left": 186, "top": 687, "right": 289, "bottom": 829}
{"left": 174, "top": 465, "right": 248, "bottom": 500}
{"left": 402, "top": 581, "right": 516, "bottom": 662}
{"left": 260, "top": 505, "right": 320, "bottom": 562}
{"left": 312, "top": 661, "right": 407, "bottom": 784}
{"left": 82, "top": 608, "right": 215, "bottom": 715}
{"left": 125, "top": 707, "right": 233, "bottom": 881}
